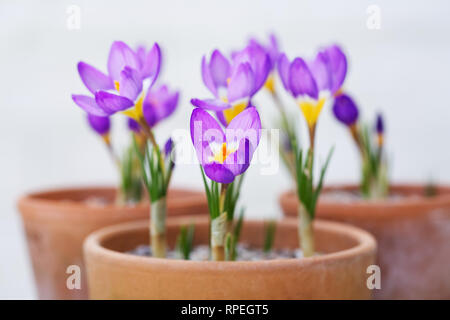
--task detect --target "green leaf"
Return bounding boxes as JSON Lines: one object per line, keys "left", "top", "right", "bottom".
{"left": 263, "top": 220, "right": 276, "bottom": 253}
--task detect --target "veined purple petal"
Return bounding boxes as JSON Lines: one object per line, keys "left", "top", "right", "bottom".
{"left": 95, "top": 91, "right": 134, "bottom": 114}
{"left": 77, "top": 62, "right": 114, "bottom": 94}
{"left": 127, "top": 118, "right": 140, "bottom": 132}
{"left": 209, "top": 49, "right": 231, "bottom": 88}
{"left": 143, "top": 85, "right": 179, "bottom": 127}
{"left": 201, "top": 56, "right": 218, "bottom": 97}
{"left": 191, "top": 98, "right": 231, "bottom": 111}
{"left": 136, "top": 45, "right": 147, "bottom": 69}
{"left": 227, "top": 63, "right": 254, "bottom": 102}
{"left": 223, "top": 107, "right": 261, "bottom": 176}
{"left": 375, "top": 113, "right": 384, "bottom": 134}
{"left": 87, "top": 114, "right": 110, "bottom": 135}
{"left": 203, "top": 163, "right": 235, "bottom": 184}
{"left": 288, "top": 58, "right": 318, "bottom": 99}
{"left": 119, "top": 67, "right": 142, "bottom": 101}
{"left": 216, "top": 111, "right": 228, "bottom": 127}
{"left": 107, "top": 41, "right": 140, "bottom": 82}
{"left": 323, "top": 45, "right": 347, "bottom": 94}
{"left": 332, "top": 94, "right": 359, "bottom": 126}
{"left": 232, "top": 45, "right": 270, "bottom": 94}
{"left": 72, "top": 94, "right": 108, "bottom": 116}
{"left": 308, "top": 52, "right": 331, "bottom": 92}
{"left": 190, "top": 108, "right": 225, "bottom": 166}
{"left": 277, "top": 53, "right": 290, "bottom": 90}
{"left": 140, "top": 43, "right": 161, "bottom": 85}
{"left": 267, "top": 33, "right": 280, "bottom": 68}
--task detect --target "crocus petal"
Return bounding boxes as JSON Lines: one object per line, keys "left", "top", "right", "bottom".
{"left": 233, "top": 45, "right": 270, "bottom": 94}
{"left": 143, "top": 86, "right": 179, "bottom": 127}
{"left": 223, "top": 138, "right": 250, "bottom": 176}
{"left": 225, "top": 106, "right": 261, "bottom": 174}
{"left": 201, "top": 56, "right": 218, "bottom": 97}
{"left": 164, "top": 137, "right": 174, "bottom": 158}
{"left": 323, "top": 45, "right": 347, "bottom": 94}
{"left": 332, "top": 94, "right": 359, "bottom": 126}
{"left": 136, "top": 45, "right": 147, "bottom": 69}
{"left": 119, "top": 67, "right": 142, "bottom": 101}
{"left": 95, "top": 91, "right": 134, "bottom": 114}
{"left": 209, "top": 49, "right": 231, "bottom": 88}
{"left": 140, "top": 43, "right": 161, "bottom": 85}
{"left": 127, "top": 118, "right": 140, "bottom": 132}
{"left": 277, "top": 53, "right": 290, "bottom": 90}
{"left": 72, "top": 94, "right": 108, "bottom": 116}
{"left": 308, "top": 52, "right": 331, "bottom": 92}
{"left": 190, "top": 98, "right": 231, "bottom": 111}
{"left": 107, "top": 41, "right": 140, "bottom": 81}
{"left": 288, "top": 58, "right": 318, "bottom": 99}
{"left": 190, "top": 108, "right": 225, "bottom": 166}
{"left": 227, "top": 63, "right": 254, "bottom": 102}
{"left": 267, "top": 33, "right": 280, "bottom": 68}
{"left": 87, "top": 114, "right": 110, "bottom": 135}
{"left": 77, "top": 62, "right": 114, "bottom": 94}
{"left": 203, "top": 163, "right": 235, "bottom": 184}
{"left": 216, "top": 111, "right": 228, "bottom": 127}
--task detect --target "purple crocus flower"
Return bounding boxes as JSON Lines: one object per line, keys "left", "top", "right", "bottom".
{"left": 143, "top": 85, "right": 179, "bottom": 127}
{"left": 190, "top": 107, "right": 261, "bottom": 183}
{"left": 191, "top": 45, "right": 270, "bottom": 126}
{"left": 72, "top": 41, "right": 161, "bottom": 122}
{"left": 164, "top": 137, "right": 174, "bottom": 157}
{"left": 277, "top": 44, "right": 347, "bottom": 128}
{"left": 87, "top": 114, "right": 110, "bottom": 136}
{"left": 332, "top": 94, "right": 359, "bottom": 126}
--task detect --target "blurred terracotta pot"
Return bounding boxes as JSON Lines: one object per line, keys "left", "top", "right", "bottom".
{"left": 17, "top": 186, "right": 208, "bottom": 300}
{"left": 84, "top": 216, "right": 376, "bottom": 299}
{"left": 279, "top": 184, "right": 450, "bottom": 299}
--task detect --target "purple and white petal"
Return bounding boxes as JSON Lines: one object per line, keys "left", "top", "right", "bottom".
{"left": 140, "top": 43, "right": 161, "bottom": 85}
{"left": 201, "top": 56, "right": 218, "bottom": 97}
{"left": 191, "top": 98, "right": 231, "bottom": 111}
{"left": 143, "top": 85, "right": 179, "bottom": 127}
{"left": 277, "top": 53, "right": 290, "bottom": 91}
{"left": 95, "top": 90, "right": 134, "bottom": 114}
{"left": 288, "top": 58, "right": 318, "bottom": 99}
{"left": 119, "top": 67, "right": 142, "bottom": 101}
{"left": 227, "top": 63, "right": 255, "bottom": 102}
{"left": 308, "top": 52, "right": 331, "bottom": 92}
{"left": 107, "top": 41, "right": 140, "bottom": 82}
{"left": 323, "top": 45, "right": 347, "bottom": 94}
{"left": 77, "top": 62, "right": 114, "bottom": 94}
{"left": 209, "top": 49, "right": 231, "bottom": 88}
{"left": 190, "top": 108, "right": 225, "bottom": 166}
{"left": 72, "top": 94, "right": 108, "bottom": 116}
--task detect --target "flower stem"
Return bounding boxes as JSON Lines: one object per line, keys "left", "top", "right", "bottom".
{"left": 298, "top": 203, "right": 314, "bottom": 257}
{"left": 150, "top": 196, "right": 167, "bottom": 258}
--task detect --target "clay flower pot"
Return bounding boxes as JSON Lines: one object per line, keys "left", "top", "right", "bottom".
{"left": 279, "top": 184, "right": 450, "bottom": 299}
{"left": 84, "top": 216, "right": 376, "bottom": 299}
{"left": 17, "top": 186, "right": 208, "bottom": 300}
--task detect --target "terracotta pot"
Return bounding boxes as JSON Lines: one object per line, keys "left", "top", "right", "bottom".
{"left": 17, "top": 186, "right": 208, "bottom": 300}
{"left": 84, "top": 216, "right": 376, "bottom": 299}
{"left": 279, "top": 184, "right": 450, "bottom": 299}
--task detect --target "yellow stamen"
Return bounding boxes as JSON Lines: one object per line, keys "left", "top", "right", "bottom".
{"left": 114, "top": 81, "right": 120, "bottom": 92}
{"left": 264, "top": 73, "right": 275, "bottom": 93}
{"left": 223, "top": 101, "right": 247, "bottom": 124}
{"left": 299, "top": 97, "right": 326, "bottom": 128}
{"left": 209, "top": 142, "right": 237, "bottom": 164}
{"left": 121, "top": 94, "right": 144, "bottom": 121}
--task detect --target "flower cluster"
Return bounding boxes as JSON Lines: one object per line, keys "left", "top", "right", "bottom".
{"left": 72, "top": 41, "right": 179, "bottom": 257}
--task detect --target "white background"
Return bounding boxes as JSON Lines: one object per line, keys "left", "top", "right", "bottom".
{"left": 1, "top": 0, "right": 449, "bottom": 299}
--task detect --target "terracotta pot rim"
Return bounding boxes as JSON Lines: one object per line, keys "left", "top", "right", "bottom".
{"left": 17, "top": 185, "right": 205, "bottom": 212}
{"left": 282, "top": 183, "right": 450, "bottom": 207}
{"left": 84, "top": 216, "right": 376, "bottom": 271}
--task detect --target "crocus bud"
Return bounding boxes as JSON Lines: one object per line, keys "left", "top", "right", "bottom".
{"left": 87, "top": 114, "right": 110, "bottom": 136}
{"left": 332, "top": 94, "right": 359, "bottom": 126}
{"left": 375, "top": 113, "right": 384, "bottom": 135}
